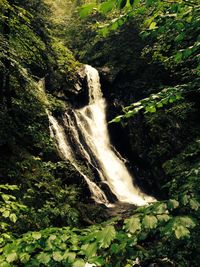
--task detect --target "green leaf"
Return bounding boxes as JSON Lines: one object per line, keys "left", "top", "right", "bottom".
{"left": 146, "top": 0, "right": 154, "bottom": 6}
{"left": 2, "top": 210, "right": 10, "bottom": 218}
{"left": 99, "top": 0, "right": 115, "bottom": 13}
{"left": 181, "top": 194, "right": 189, "bottom": 205}
{"left": 175, "top": 93, "right": 182, "bottom": 100}
{"left": 0, "top": 262, "right": 11, "bottom": 267}
{"left": 133, "top": 101, "right": 141, "bottom": 107}
{"left": 19, "top": 253, "right": 30, "bottom": 264}
{"left": 96, "top": 226, "right": 116, "bottom": 248}
{"left": 178, "top": 217, "right": 196, "bottom": 228}
{"left": 124, "top": 216, "right": 141, "bottom": 234}
{"left": 32, "top": 232, "right": 42, "bottom": 240}
{"left": 145, "top": 105, "right": 156, "bottom": 113}
{"left": 168, "top": 199, "right": 179, "bottom": 210}
{"left": 174, "top": 51, "right": 182, "bottom": 63}
{"left": 183, "top": 48, "right": 193, "bottom": 59}
{"left": 174, "top": 32, "right": 185, "bottom": 43}
{"left": 175, "top": 22, "right": 185, "bottom": 31}
{"left": 72, "top": 259, "right": 85, "bottom": 267}
{"left": 9, "top": 214, "right": 17, "bottom": 223}
{"left": 81, "top": 243, "right": 97, "bottom": 258}
{"left": 49, "top": 234, "right": 57, "bottom": 241}
{"left": 6, "top": 253, "right": 18, "bottom": 263}
{"left": 63, "top": 252, "right": 76, "bottom": 263}
{"left": 143, "top": 215, "right": 158, "bottom": 229}
{"left": 156, "top": 102, "right": 163, "bottom": 108}
{"left": 125, "top": 110, "right": 136, "bottom": 118}
{"left": 157, "top": 214, "right": 170, "bottom": 222}
{"left": 169, "top": 95, "right": 176, "bottom": 103}
{"left": 37, "top": 253, "right": 51, "bottom": 265}
{"left": 175, "top": 225, "right": 190, "bottom": 239}
{"left": 153, "top": 203, "right": 167, "bottom": 214}
{"left": 133, "top": 0, "right": 140, "bottom": 7}
{"left": 92, "top": 256, "right": 105, "bottom": 265}
{"left": 52, "top": 251, "right": 63, "bottom": 262}
{"left": 161, "top": 97, "right": 169, "bottom": 105}
{"left": 189, "top": 198, "right": 200, "bottom": 210}
{"left": 110, "top": 115, "right": 123, "bottom": 123}
{"left": 78, "top": 4, "right": 96, "bottom": 18}
{"left": 149, "top": 22, "right": 157, "bottom": 30}
{"left": 100, "top": 27, "right": 110, "bottom": 37}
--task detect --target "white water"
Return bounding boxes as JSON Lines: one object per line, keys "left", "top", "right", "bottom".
{"left": 49, "top": 114, "right": 110, "bottom": 206}
{"left": 49, "top": 65, "right": 154, "bottom": 206}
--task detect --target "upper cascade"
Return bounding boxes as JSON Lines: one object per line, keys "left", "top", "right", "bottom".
{"left": 49, "top": 65, "right": 155, "bottom": 206}
{"left": 85, "top": 64, "right": 103, "bottom": 104}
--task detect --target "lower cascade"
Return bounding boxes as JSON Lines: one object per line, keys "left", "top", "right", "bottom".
{"left": 49, "top": 65, "right": 155, "bottom": 206}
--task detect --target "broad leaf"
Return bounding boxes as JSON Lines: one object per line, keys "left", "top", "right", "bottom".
{"left": 32, "top": 232, "right": 42, "bottom": 240}
{"left": 81, "top": 243, "right": 97, "bottom": 259}
{"left": 78, "top": 4, "right": 96, "bottom": 18}
{"left": 189, "top": 198, "right": 200, "bottom": 210}
{"left": 9, "top": 214, "right": 17, "bottom": 223}
{"left": 175, "top": 226, "right": 190, "bottom": 239}
{"left": 52, "top": 251, "right": 63, "bottom": 262}
{"left": 149, "top": 22, "right": 157, "bottom": 30}
{"left": 72, "top": 259, "right": 85, "bottom": 267}
{"left": 36, "top": 253, "right": 51, "bottom": 265}
{"left": 142, "top": 215, "right": 158, "bottom": 229}
{"left": 6, "top": 253, "right": 18, "bottom": 263}
{"left": 96, "top": 226, "right": 116, "bottom": 248}
{"left": 124, "top": 216, "right": 141, "bottom": 234}
{"left": 157, "top": 214, "right": 170, "bottom": 222}
{"left": 99, "top": 0, "right": 115, "bottom": 13}
{"left": 168, "top": 199, "right": 179, "bottom": 210}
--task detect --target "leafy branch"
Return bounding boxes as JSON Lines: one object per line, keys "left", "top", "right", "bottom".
{"left": 110, "top": 86, "right": 184, "bottom": 123}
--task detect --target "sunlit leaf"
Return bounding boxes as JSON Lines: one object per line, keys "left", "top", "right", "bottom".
{"left": 32, "top": 232, "right": 42, "bottom": 240}
{"left": 81, "top": 242, "right": 97, "bottom": 258}
{"left": 149, "top": 22, "right": 157, "bottom": 30}
{"left": 36, "top": 253, "right": 51, "bottom": 265}
{"left": 72, "top": 259, "right": 85, "bottom": 267}
{"left": 52, "top": 251, "right": 63, "bottom": 262}
{"left": 9, "top": 214, "right": 17, "bottom": 223}
{"left": 78, "top": 4, "right": 97, "bottom": 18}
{"left": 99, "top": 0, "right": 116, "bottom": 13}
{"left": 96, "top": 226, "right": 116, "bottom": 248}
{"left": 6, "top": 253, "right": 18, "bottom": 263}
{"left": 143, "top": 215, "right": 158, "bottom": 229}
{"left": 175, "top": 225, "right": 190, "bottom": 239}
{"left": 124, "top": 216, "right": 141, "bottom": 234}
{"left": 168, "top": 199, "right": 179, "bottom": 210}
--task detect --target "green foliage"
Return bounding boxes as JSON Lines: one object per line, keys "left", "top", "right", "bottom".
{"left": 79, "top": 0, "right": 199, "bottom": 77}
{"left": 0, "top": 197, "right": 198, "bottom": 266}
{"left": 51, "top": 38, "right": 80, "bottom": 80}
{"left": 0, "top": 184, "right": 27, "bottom": 233}
{"left": 78, "top": 3, "right": 97, "bottom": 18}
{"left": 110, "top": 86, "right": 184, "bottom": 123}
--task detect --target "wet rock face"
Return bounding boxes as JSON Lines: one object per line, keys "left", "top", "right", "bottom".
{"left": 73, "top": 66, "right": 89, "bottom": 108}
{"left": 66, "top": 66, "right": 90, "bottom": 108}
{"left": 53, "top": 66, "right": 90, "bottom": 108}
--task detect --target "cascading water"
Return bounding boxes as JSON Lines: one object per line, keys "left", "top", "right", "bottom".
{"left": 49, "top": 65, "right": 155, "bottom": 206}
{"left": 49, "top": 114, "right": 110, "bottom": 206}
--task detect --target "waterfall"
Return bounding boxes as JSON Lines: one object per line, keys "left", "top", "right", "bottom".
{"left": 49, "top": 114, "right": 110, "bottom": 206}
{"left": 49, "top": 65, "right": 155, "bottom": 206}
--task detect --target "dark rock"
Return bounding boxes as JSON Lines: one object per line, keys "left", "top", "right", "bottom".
{"left": 100, "top": 181, "right": 118, "bottom": 203}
